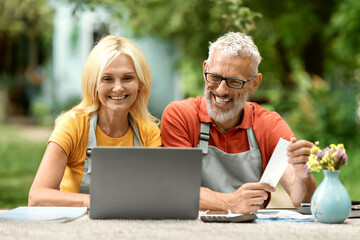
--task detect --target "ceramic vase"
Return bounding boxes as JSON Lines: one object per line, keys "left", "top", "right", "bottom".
{"left": 311, "top": 169, "right": 351, "bottom": 223}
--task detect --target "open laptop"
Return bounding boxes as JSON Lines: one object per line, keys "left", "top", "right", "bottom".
{"left": 89, "top": 147, "right": 202, "bottom": 220}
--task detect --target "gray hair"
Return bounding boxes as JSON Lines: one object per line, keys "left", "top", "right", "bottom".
{"left": 207, "top": 32, "right": 262, "bottom": 73}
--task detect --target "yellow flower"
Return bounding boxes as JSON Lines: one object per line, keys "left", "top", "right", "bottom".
{"left": 338, "top": 144, "right": 346, "bottom": 153}
{"left": 306, "top": 141, "right": 348, "bottom": 173}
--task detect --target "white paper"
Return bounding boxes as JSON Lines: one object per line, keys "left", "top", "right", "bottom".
{"left": 255, "top": 209, "right": 313, "bottom": 220}
{"left": 202, "top": 209, "right": 314, "bottom": 221}
{"left": 260, "top": 138, "right": 290, "bottom": 187}
{"left": 0, "top": 207, "right": 88, "bottom": 223}
{"left": 203, "top": 210, "right": 244, "bottom": 218}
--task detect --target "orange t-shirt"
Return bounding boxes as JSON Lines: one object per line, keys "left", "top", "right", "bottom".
{"left": 160, "top": 96, "right": 294, "bottom": 172}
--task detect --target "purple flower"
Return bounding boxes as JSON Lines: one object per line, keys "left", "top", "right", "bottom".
{"left": 303, "top": 164, "right": 311, "bottom": 177}
{"left": 308, "top": 142, "right": 348, "bottom": 172}
{"left": 337, "top": 148, "right": 348, "bottom": 160}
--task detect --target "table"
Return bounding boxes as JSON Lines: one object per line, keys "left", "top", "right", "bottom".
{"left": 0, "top": 209, "right": 359, "bottom": 240}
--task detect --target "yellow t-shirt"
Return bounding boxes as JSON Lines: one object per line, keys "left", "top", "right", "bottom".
{"left": 48, "top": 112, "right": 162, "bottom": 192}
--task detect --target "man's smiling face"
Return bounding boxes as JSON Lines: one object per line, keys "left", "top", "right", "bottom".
{"left": 203, "top": 51, "right": 257, "bottom": 126}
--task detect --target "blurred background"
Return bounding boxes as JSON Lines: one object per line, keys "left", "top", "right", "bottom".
{"left": 0, "top": 0, "right": 359, "bottom": 208}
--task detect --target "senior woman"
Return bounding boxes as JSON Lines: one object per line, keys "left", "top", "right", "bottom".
{"left": 28, "top": 35, "right": 161, "bottom": 208}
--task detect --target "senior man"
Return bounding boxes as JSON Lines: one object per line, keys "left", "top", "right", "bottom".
{"left": 161, "top": 32, "right": 317, "bottom": 213}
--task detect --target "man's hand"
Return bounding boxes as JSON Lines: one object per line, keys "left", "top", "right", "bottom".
{"left": 224, "top": 182, "right": 276, "bottom": 213}
{"left": 287, "top": 137, "right": 314, "bottom": 178}
{"left": 281, "top": 138, "right": 317, "bottom": 207}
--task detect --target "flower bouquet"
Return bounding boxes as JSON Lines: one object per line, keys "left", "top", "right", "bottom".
{"left": 305, "top": 141, "right": 348, "bottom": 175}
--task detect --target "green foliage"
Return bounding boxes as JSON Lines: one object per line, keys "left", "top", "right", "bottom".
{"left": 30, "top": 99, "right": 55, "bottom": 127}
{"left": 69, "top": 0, "right": 262, "bottom": 96}
{"left": 0, "top": 0, "right": 54, "bottom": 37}
{"left": 326, "top": 0, "right": 360, "bottom": 71}
{"left": 0, "top": 124, "right": 46, "bottom": 207}
{"left": 0, "top": 0, "right": 54, "bottom": 64}
{"left": 245, "top": 0, "right": 360, "bottom": 152}
{"left": 286, "top": 81, "right": 359, "bottom": 143}
{"left": 340, "top": 146, "right": 360, "bottom": 200}
{"left": 0, "top": 0, "right": 54, "bottom": 103}
{"left": 60, "top": 96, "right": 82, "bottom": 113}
{"left": 30, "top": 96, "right": 82, "bottom": 127}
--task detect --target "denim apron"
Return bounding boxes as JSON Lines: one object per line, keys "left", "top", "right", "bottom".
{"left": 78, "top": 112, "right": 142, "bottom": 193}
{"left": 197, "top": 122, "right": 262, "bottom": 193}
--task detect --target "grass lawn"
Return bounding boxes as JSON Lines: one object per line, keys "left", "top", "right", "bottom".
{"left": 0, "top": 123, "right": 47, "bottom": 208}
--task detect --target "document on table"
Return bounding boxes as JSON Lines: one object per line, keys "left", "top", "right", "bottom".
{"left": 201, "top": 209, "right": 314, "bottom": 222}
{"left": 0, "top": 207, "right": 88, "bottom": 223}
{"left": 260, "top": 138, "right": 290, "bottom": 187}
{"left": 255, "top": 209, "right": 314, "bottom": 222}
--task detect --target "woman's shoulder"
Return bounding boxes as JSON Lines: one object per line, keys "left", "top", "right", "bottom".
{"left": 132, "top": 116, "right": 161, "bottom": 146}
{"left": 133, "top": 117, "right": 160, "bottom": 134}
{"left": 51, "top": 111, "right": 92, "bottom": 143}
{"left": 55, "top": 110, "right": 91, "bottom": 128}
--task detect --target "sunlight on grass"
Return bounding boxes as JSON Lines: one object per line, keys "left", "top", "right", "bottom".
{"left": 0, "top": 124, "right": 46, "bottom": 208}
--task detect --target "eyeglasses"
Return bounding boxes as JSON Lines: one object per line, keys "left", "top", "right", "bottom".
{"left": 204, "top": 71, "right": 257, "bottom": 89}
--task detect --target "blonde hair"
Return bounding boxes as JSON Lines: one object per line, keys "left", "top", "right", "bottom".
{"left": 56, "top": 35, "right": 158, "bottom": 126}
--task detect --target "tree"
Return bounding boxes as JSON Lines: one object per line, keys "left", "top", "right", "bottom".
{"left": 0, "top": 0, "right": 54, "bottom": 115}
{"left": 247, "top": 0, "right": 360, "bottom": 146}
{"left": 69, "top": 0, "right": 262, "bottom": 97}
{"left": 0, "top": 0, "right": 53, "bottom": 75}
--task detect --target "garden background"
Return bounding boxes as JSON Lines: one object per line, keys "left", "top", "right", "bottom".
{"left": 1, "top": 0, "right": 359, "bottom": 208}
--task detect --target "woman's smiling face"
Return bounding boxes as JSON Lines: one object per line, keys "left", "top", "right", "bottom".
{"left": 97, "top": 54, "right": 140, "bottom": 115}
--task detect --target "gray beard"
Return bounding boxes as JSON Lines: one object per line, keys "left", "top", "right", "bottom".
{"left": 204, "top": 89, "right": 248, "bottom": 124}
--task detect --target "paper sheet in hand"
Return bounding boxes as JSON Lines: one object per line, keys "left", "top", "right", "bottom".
{"left": 0, "top": 207, "right": 87, "bottom": 223}
{"left": 260, "top": 138, "right": 290, "bottom": 187}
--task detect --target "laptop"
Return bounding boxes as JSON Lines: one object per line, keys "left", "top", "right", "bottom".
{"left": 89, "top": 147, "right": 202, "bottom": 219}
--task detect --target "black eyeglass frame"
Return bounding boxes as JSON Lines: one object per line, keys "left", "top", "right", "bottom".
{"left": 204, "top": 71, "right": 257, "bottom": 89}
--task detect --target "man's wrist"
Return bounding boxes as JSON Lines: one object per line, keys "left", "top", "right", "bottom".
{"left": 200, "top": 187, "right": 230, "bottom": 211}
{"left": 214, "top": 191, "right": 231, "bottom": 211}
